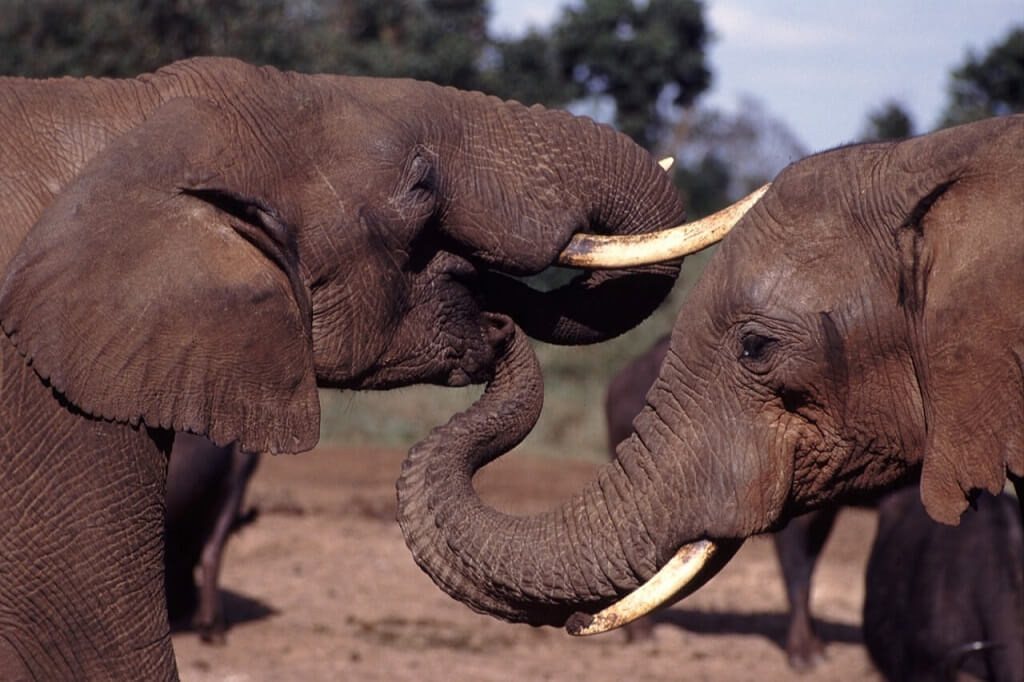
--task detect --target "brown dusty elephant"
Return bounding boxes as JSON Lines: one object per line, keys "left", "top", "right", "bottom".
{"left": 863, "top": 487, "right": 1024, "bottom": 682}
{"left": 396, "top": 115, "right": 1024, "bottom": 636}
{"left": 605, "top": 333, "right": 849, "bottom": 670}
{"left": 164, "top": 434, "right": 259, "bottom": 645}
{"left": 0, "top": 57, "right": 754, "bottom": 679}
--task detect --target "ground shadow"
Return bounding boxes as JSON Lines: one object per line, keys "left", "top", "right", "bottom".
{"left": 170, "top": 588, "right": 277, "bottom": 636}
{"left": 652, "top": 608, "right": 863, "bottom": 652}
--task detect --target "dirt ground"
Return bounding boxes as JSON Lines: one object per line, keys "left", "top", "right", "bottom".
{"left": 171, "top": 445, "right": 884, "bottom": 682}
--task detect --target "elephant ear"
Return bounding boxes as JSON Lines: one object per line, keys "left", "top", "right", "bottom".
{"left": 0, "top": 96, "right": 320, "bottom": 454}
{"left": 892, "top": 117, "right": 1024, "bottom": 524}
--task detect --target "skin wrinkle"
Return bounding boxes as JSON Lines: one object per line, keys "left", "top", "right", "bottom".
{"left": 653, "top": 349, "right": 714, "bottom": 523}
{"left": 569, "top": 474, "right": 617, "bottom": 598}
{"left": 601, "top": 451, "right": 655, "bottom": 582}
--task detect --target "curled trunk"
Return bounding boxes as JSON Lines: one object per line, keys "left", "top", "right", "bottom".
{"left": 442, "top": 91, "right": 685, "bottom": 345}
{"left": 397, "top": 322, "right": 727, "bottom": 626}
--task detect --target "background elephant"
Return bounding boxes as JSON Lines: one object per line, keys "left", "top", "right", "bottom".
{"left": 863, "top": 487, "right": 1024, "bottom": 682}
{"left": 0, "top": 57, "right": 687, "bottom": 679}
{"left": 165, "top": 434, "right": 259, "bottom": 645}
{"left": 605, "top": 333, "right": 842, "bottom": 670}
{"left": 397, "top": 115, "right": 1024, "bottom": 634}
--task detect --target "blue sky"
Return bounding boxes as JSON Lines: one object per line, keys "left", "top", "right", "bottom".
{"left": 490, "top": 0, "right": 1023, "bottom": 152}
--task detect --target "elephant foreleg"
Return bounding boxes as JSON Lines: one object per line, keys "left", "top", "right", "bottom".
{"left": 1010, "top": 471, "right": 1024, "bottom": 529}
{"left": 0, "top": 338, "right": 177, "bottom": 680}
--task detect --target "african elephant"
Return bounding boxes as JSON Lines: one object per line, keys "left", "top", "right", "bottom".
{"left": 605, "top": 333, "right": 843, "bottom": 669}
{"left": 863, "top": 487, "right": 1024, "bottom": 682}
{"left": 0, "top": 56, "right": 745, "bottom": 679}
{"left": 396, "top": 115, "right": 1024, "bottom": 636}
{"left": 165, "top": 434, "right": 259, "bottom": 644}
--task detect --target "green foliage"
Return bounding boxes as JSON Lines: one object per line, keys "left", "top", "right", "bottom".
{"left": 0, "top": 0, "right": 492, "bottom": 87}
{"left": 861, "top": 100, "right": 915, "bottom": 142}
{"left": 548, "top": 0, "right": 711, "bottom": 149}
{"left": 942, "top": 25, "right": 1024, "bottom": 126}
{"left": 307, "top": 0, "right": 491, "bottom": 90}
{"left": 0, "top": 0, "right": 307, "bottom": 77}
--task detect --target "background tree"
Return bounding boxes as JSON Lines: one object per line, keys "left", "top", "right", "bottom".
{"left": 308, "top": 0, "right": 491, "bottom": 91}
{"left": 666, "top": 97, "right": 806, "bottom": 218}
{"left": 861, "top": 100, "right": 915, "bottom": 142}
{"left": 941, "top": 24, "right": 1024, "bottom": 126}
{"left": 544, "top": 0, "right": 711, "bottom": 150}
{"left": 0, "top": 0, "right": 307, "bottom": 77}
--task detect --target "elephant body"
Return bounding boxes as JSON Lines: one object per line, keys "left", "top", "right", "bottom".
{"left": 165, "top": 434, "right": 259, "bottom": 644}
{"left": 0, "top": 58, "right": 684, "bottom": 679}
{"left": 863, "top": 487, "right": 1024, "bottom": 682}
{"left": 396, "top": 115, "right": 1024, "bottom": 635}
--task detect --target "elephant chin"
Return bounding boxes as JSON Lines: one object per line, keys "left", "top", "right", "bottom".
{"left": 566, "top": 538, "right": 744, "bottom": 636}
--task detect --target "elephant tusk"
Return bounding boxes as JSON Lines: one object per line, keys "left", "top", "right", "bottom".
{"left": 657, "top": 157, "right": 675, "bottom": 171}
{"left": 557, "top": 183, "right": 769, "bottom": 269}
{"left": 564, "top": 538, "right": 743, "bottom": 636}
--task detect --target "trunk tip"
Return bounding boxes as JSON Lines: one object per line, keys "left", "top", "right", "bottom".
{"left": 565, "top": 611, "right": 595, "bottom": 636}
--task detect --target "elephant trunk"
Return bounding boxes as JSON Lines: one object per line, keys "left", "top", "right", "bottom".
{"left": 397, "top": 321, "right": 734, "bottom": 627}
{"left": 443, "top": 91, "right": 685, "bottom": 345}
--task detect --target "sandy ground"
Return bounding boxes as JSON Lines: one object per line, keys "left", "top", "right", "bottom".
{"left": 171, "top": 445, "right": 884, "bottom": 681}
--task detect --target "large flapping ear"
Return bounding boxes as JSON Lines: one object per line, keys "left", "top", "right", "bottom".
{"left": 892, "top": 115, "right": 1024, "bottom": 524}
{"left": 0, "top": 97, "right": 320, "bottom": 454}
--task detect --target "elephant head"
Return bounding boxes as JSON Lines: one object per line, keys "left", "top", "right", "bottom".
{"left": 0, "top": 56, "right": 740, "bottom": 455}
{"left": 396, "top": 114, "right": 1024, "bottom": 631}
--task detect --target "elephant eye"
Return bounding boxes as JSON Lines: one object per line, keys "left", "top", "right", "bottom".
{"left": 739, "top": 333, "right": 776, "bottom": 365}
{"left": 407, "top": 153, "right": 438, "bottom": 202}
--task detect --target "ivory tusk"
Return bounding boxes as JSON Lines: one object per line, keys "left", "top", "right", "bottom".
{"left": 658, "top": 157, "right": 675, "bottom": 172}
{"left": 565, "top": 538, "right": 742, "bottom": 636}
{"left": 557, "top": 183, "right": 770, "bottom": 269}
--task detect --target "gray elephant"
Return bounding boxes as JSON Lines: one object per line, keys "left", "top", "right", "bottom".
{"left": 0, "top": 57, "right": 750, "bottom": 679}
{"left": 396, "top": 115, "right": 1024, "bottom": 635}
{"left": 605, "top": 333, "right": 846, "bottom": 669}
{"left": 863, "top": 487, "right": 1024, "bottom": 682}
{"left": 165, "top": 434, "right": 259, "bottom": 644}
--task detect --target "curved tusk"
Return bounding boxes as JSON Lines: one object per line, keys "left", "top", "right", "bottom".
{"left": 657, "top": 157, "right": 675, "bottom": 172}
{"left": 565, "top": 538, "right": 742, "bottom": 636}
{"left": 558, "top": 183, "right": 769, "bottom": 269}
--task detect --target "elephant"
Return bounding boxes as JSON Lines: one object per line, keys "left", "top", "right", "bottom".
{"left": 0, "top": 57, "right": 757, "bottom": 679}
{"left": 164, "top": 434, "right": 259, "bottom": 644}
{"left": 863, "top": 487, "right": 1024, "bottom": 682}
{"left": 396, "top": 114, "right": 1024, "bottom": 637}
{"left": 605, "top": 333, "right": 844, "bottom": 669}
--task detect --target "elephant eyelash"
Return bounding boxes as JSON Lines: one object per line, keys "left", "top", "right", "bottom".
{"left": 406, "top": 153, "right": 438, "bottom": 200}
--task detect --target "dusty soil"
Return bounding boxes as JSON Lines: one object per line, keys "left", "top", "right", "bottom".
{"left": 172, "top": 445, "right": 883, "bottom": 681}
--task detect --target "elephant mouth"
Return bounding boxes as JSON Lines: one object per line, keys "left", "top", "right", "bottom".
{"left": 566, "top": 537, "right": 744, "bottom": 636}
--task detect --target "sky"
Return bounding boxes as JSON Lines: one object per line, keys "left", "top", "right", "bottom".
{"left": 489, "top": 0, "right": 1023, "bottom": 152}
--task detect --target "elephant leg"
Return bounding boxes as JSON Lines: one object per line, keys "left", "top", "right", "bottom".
{"left": 195, "top": 446, "right": 260, "bottom": 644}
{"left": 1010, "top": 471, "right": 1024, "bottom": 528}
{"left": 0, "top": 340, "right": 176, "bottom": 680}
{"left": 772, "top": 505, "right": 841, "bottom": 671}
